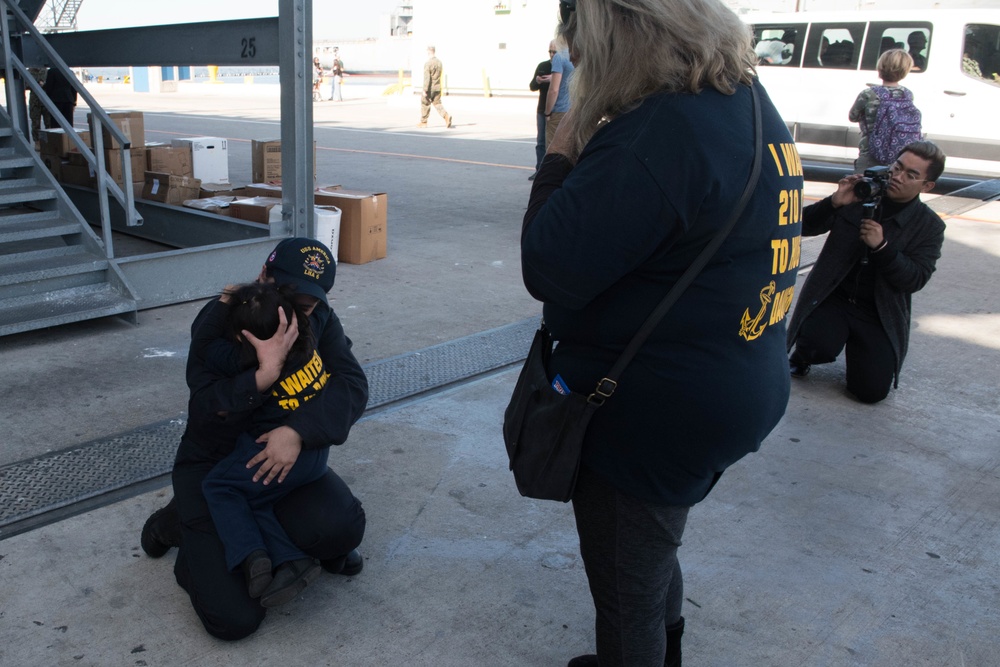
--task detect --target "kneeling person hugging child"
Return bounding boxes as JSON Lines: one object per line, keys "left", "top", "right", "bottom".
{"left": 200, "top": 282, "right": 333, "bottom": 607}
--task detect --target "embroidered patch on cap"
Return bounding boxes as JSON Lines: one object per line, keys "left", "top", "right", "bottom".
{"left": 302, "top": 249, "right": 328, "bottom": 279}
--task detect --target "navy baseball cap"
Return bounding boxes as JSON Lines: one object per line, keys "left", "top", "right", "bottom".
{"left": 263, "top": 237, "right": 336, "bottom": 303}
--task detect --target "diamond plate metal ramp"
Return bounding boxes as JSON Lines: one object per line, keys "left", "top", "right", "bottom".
{"left": 928, "top": 178, "right": 1000, "bottom": 217}
{"left": 0, "top": 317, "right": 539, "bottom": 538}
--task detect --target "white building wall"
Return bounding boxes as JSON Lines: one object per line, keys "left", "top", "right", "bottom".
{"left": 409, "top": 1, "right": 564, "bottom": 94}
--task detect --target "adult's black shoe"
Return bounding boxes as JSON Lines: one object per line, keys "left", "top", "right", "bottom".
{"left": 260, "top": 557, "right": 322, "bottom": 608}
{"left": 320, "top": 548, "right": 364, "bottom": 576}
{"left": 140, "top": 498, "right": 182, "bottom": 558}
{"left": 567, "top": 656, "right": 597, "bottom": 667}
{"left": 789, "top": 359, "right": 811, "bottom": 378}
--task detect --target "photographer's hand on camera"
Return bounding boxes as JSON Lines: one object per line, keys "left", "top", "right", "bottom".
{"left": 830, "top": 174, "right": 865, "bottom": 208}
{"left": 859, "top": 218, "right": 886, "bottom": 250}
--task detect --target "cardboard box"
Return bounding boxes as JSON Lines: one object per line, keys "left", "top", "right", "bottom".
{"left": 313, "top": 188, "right": 387, "bottom": 264}
{"left": 199, "top": 182, "right": 245, "bottom": 198}
{"left": 250, "top": 140, "right": 317, "bottom": 183}
{"left": 244, "top": 181, "right": 340, "bottom": 198}
{"left": 229, "top": 197, "right": 284, "bottom": 224}
{"left": 172, "top": 137, "right": 229, "bottom": 183}
{"left": 40, "top": 154, "right": 63, "bottom": 180}
{"left": 60, "top": 163, "right": 96, "bottom": 187}
{"left": 39, "top": 128, "right": 90, "bottom": 157}
{"left": 105, "top": 148, "right": 147, "bottom": 185}
{"left": 251, "top": 140, "right": 283, "bottom": 183}
{"left": 141, "top": 172, "right": 202, "bottom": 205}
{"left": 89, "top": 111, "right": 144, "bottom": 150}
{"left": 132, "top": 181, "right": 145, "bottom": 201}
{"left": 182, "top": 196, "right": 239, "bottom": 216}
{"left": 147, "top": 144, "right": 193, "bottom": 176}
{"left": 66, "top": 130, "right": 92, "bottom": 155}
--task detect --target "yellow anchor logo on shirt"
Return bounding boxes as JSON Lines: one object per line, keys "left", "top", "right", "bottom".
{"left": 739, "top": 281, "right": 776, "bottom": 342}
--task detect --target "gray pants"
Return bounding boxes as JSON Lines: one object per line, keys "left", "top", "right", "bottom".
{"left": 573, "top": 465, "right": 690, "bottom": 667}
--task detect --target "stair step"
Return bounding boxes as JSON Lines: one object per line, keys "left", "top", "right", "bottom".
{"left": 0, "top": 185, "right": 57, "bottom": 206}
{"left": 0, "top": 283, "right": 137, "bottom": 337}
{"left": 0, "top": 127, "right": 13, "bottom": 138}
{"left": 0, "top": 207, "right": 60, "bottom": 222}
{"left": 0, "top": 177, "right": 43, "bottom": 191}
{"left": 0, "top": 214, "right": 81, "bottom": 244}
{"left": 0, "top": 156, "right": 37, "bottom": 170}
{"left": 0, "top": 246, "right": 108, "bottom": 287}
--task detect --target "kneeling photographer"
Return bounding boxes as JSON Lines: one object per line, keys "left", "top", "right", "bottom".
{"left": 787, "top": 140, "right": 946, "bottom": 403}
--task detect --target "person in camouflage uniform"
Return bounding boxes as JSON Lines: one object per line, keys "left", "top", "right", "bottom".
{"left": 418, "top": 46, "right": 452, "bottom": 128}
{"left": 27, "top": 67, "right": 47, "bottom": 147}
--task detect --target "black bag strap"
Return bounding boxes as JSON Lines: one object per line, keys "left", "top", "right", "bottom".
{"left": 588, "top": 82, "right": 763, "bottom": 405}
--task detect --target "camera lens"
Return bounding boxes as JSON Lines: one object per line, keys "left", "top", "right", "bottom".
{"left": 854, "top": 179, "right": 874, "bottom": 199}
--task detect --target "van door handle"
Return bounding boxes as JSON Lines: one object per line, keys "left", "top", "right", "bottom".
{"left": 943, "top": 90, "right": 967, "bottom": 96}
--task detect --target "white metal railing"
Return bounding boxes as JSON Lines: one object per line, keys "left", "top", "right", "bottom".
{"left": 0, "top": 0, "right": 142, "bottom": 259}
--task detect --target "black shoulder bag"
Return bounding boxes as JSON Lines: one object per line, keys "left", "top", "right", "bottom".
{"left": 503, "top": 84, "right": 763, "bottom": 502}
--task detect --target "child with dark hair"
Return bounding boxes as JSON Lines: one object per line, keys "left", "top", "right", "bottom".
{"left": 199, "top": 282, "right": 333, "bottom": 608}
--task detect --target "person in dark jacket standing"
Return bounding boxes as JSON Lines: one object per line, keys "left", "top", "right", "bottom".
{"left": 528, "top": 42, "right": 555, "bottom": 180}
{"left": 520, "top": 0, "right": 800, "bottom": 664}
{"left": 140, "top": 238, "right": 368, "bottom": 641}
{"left": 787, "top": 140, "right": 946, "bottom": 403}
{"left": 41, "top": 67, "right": 77, "bottom": 128}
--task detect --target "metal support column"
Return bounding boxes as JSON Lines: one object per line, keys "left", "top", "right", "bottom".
{"left": 0, "top": 3, "right": 25, "bottom": 134}
{"left": 278, "top": 0, "right": 315, "bottom": 239}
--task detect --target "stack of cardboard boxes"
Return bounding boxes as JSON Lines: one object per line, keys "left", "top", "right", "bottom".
{"left": 37, "top": 127, "right": 91, "bottom": 186}
{"left": 248, "top": 140, "right": 387, "bottom": 264}
{"left": 90, "top": 110, "right": 148, "bottom": 199}
{"left": 35, "top": 120, "right": 388, "bottom": 265}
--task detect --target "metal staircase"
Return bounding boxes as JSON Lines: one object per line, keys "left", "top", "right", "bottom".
{"left": 0, "top": 107, "right": 138, "bottom": 336}
{"left": 35, "top": 0, "right": 84, "bottom": 33}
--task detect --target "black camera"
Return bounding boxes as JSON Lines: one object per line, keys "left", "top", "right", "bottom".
{"left": 853, "top": 165, "right": 891, "bottom": 202}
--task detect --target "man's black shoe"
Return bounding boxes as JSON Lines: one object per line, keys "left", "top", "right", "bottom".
{"left": 260, "top": 557, "right": 322, "bottom": 608}
{"left": 140, "top": 498, "right": 182, "bottom": 558}
{"left": 789, "top": 359, "right": 811, "bottom": 378}
{"left": 320, "top": 548, "right": 364, "bottom": 576}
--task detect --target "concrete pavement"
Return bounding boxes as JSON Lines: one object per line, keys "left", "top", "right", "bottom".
{"left": 1, "top": 82, "right": 999, "bottom": 666}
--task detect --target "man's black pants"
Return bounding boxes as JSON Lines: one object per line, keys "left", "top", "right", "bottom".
{"left": 791, "top": 293, "right": 896, "bottom": 403}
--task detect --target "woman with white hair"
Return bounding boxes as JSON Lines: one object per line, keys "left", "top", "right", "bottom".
{"left": 520, "top": 1, "right": 803, "bottom": 664}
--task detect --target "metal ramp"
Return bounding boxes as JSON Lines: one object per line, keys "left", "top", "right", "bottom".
{"left": 0, "top": 113, "right": 139, "bottom": 336}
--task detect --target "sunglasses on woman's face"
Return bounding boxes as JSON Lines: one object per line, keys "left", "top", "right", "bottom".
{"left": 559, "top": 0, "right": 576, "bottom": 24}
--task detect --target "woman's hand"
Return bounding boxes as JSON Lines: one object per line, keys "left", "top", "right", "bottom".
{"left": 244, "top": 307, "right": 298, "bottom": 391}
{"left": 247, "top": 426, "right": 303, "bottom": 485}
{"left": 546, "top": 109, "right": 577, "bottom": 163}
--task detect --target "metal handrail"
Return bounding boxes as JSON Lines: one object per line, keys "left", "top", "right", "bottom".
{"left": 0, "top": 0, "right": 143, "bottom": 258}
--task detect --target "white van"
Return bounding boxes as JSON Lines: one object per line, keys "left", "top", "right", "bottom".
{"left": 743, "top": 10, "right": 1000, "bottom": 178}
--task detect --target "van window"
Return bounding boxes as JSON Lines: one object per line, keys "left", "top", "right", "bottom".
{"left": 963, "top": 23, "right": 1000, "bottom": 85}
{"left": 752, "top": 25, "right": 804, "bottom": 67}
{"left": 803, "top": 23, "right": 866, "bottom": 69}
{"left": 860, "top": 22, "right": 932, "bottom": 72}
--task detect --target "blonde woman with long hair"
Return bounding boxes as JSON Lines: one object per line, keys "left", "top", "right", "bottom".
{"left": 519, "top": 1, "right": 803, "bottom": 664}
